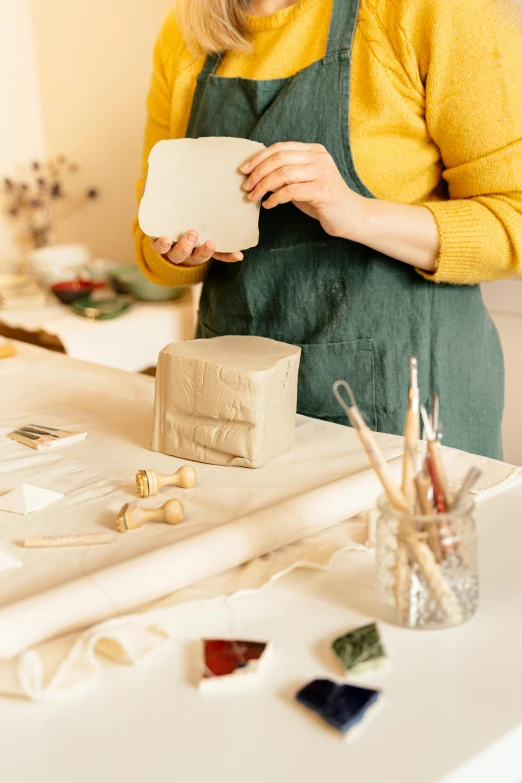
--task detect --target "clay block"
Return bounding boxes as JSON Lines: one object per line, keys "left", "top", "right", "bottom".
{"left": 152, "top": 336, "right": 301, "bottom": 468}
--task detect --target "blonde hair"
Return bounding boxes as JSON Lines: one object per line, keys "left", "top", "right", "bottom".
{"left": 176, "top": 0, "right": 251, "bottom": 55}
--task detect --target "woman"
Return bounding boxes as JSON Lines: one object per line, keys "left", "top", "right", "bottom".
{"left": 134, "top": 0, "right": 522, "bottom": 459}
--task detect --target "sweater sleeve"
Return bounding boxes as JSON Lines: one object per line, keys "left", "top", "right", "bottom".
{"left": 133, "top": 11, "right": 210, "bottom": 286}
{"left": 407, "top": 0, "right": 522, "bottom": 284}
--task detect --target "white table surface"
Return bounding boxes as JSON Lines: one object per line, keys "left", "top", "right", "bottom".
{"left": 0, "top": 294, "right": 195, "bottom": 372}
{"left": 1, "top": 478, "right": 521, "bottom": 782}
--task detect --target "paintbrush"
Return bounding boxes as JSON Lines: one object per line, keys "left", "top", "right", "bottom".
{"left": 402, "top": 357, "right": 420, "bottom": 510}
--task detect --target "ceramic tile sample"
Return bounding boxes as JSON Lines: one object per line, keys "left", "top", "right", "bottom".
{"left": 332, "top": 623, "right": 389, "bottom": 676}
{"left": 0, "top": 546, "right": 22, "bottom": 573}
{"left": 138, "top": 137, "right": 266, "bottom": 252}
{"left": 0, "top": 484, "right": 63, "bottom": 516}
{"left": 200, "top": 639, "right": 270, "bottom": 689}
{"left": 296, "top": 679, "right": 383, "bottom": 737}
{"left": 152, "top": 335, "right": 301, "bottom": 468}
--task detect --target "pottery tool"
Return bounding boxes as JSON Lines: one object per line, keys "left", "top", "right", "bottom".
{"left": 451, "top": 466, "right": 482, "bottom": 511}
{"left": 333, "top": 381, "right": 409, "bottom": 512}
{"left": 334, "top": 380, "right": 462, "bottom": 622}
{"left": 136, "top": 465, "right": 197, "bottom": 498}
{"left": 431, "top": 392, "right": 440, "bottom": 432}
{"left": 421, "top": 407, "right": 454, "bottom": 509}
{"left": 23, "top": 533, "right": 115, "bottom": 548}
{"left": 8, "top": 424, "right": 87, "bottom": 451}
{"left": 401, "top": 357, "right": 420, "bottom": 509}
{"left": 410, "top": 445, "right": 443, "bottom": 562}
{"left": 116, "top": 498, "right": 184, "bottom": 533}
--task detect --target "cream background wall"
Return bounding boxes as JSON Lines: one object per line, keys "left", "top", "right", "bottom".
{"left": 482, "top": 282, "right": 522, "bottom": 467}
{"left": 29, "top": 0, "right": 175, "bottom": 263}
{"left": 0, "top": 0, "right": 46, "bottom": 265}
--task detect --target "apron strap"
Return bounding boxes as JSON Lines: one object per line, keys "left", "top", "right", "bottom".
{"left": 201, "top": 53, "right": 222, "bottom": 76}
{"left": 326, "top": 0, "right": 362, "bottom": 55}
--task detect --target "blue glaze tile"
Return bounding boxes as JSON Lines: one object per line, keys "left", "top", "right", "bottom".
{"left": 296, "top": 679, "right": 382, "bottom": 735}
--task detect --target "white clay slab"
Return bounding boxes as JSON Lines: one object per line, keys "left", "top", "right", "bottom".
{"left": 0, "top": 546, "right": 22, "bottom": 573}
{"left": 138, "top": 137, "right": 266, "bottom": 252}
{"left": 0, "top": 484, "right": 63, "bottom": 516}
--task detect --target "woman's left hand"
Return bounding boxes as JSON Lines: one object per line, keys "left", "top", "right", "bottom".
{"left": 241, "top": 142, "right": 366, "bottom": 240}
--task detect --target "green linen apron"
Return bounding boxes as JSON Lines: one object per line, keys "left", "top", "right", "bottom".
{"left": 186, "top": 0, "right": 504, "bottom": 459}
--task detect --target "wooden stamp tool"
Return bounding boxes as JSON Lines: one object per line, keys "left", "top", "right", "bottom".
{"left": 116, "top": 498, "right": 185, "bottom": 533}
{"left": 136, "top": 465, "right": 197, "bottom": 498}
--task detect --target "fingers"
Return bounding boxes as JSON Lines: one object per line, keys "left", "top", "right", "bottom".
{"left": 151, "top": 236, "right": 173, "bottom": 255}
{"left": 213, "top": 251, "right": 244, "bottom": 263}
{"left": 246, "top": 165, "right": 318, "bottom": 203}
{"left": 155, "top": 230, "right": 198, "bottom": 265}
{"left": 243, "top": 151, "right": 315, "bottom": 195}
{"left": 263, "top": 183, "right": 317, "bottom": 209}
{"left": 240, "top": 141, "right": 325, "bottom": 175}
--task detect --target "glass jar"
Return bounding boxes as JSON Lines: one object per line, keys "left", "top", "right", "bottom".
{"left": 375, "top": 495, "right": 479, "bottom": 629}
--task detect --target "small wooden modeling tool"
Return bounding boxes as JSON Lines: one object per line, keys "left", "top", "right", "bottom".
{"left": 421, "top": 406, "right": 454, "bottom": 509}
{"left": 333, "top": 381, "right": 409, "bottom": 512}
{"left": 136, "top": 465, "right": 197, "bottom": 498}
{"left": 451, "top": 466, "right": 482, "bottom": 511}
{"left": 116, "top": 498, "right": 184, "bottom": 533}
{"left": 402, "top": 357, "right": 420, "bottom": 510}
{"left": 23, "top": 533, "right": 114, "bottom": 548}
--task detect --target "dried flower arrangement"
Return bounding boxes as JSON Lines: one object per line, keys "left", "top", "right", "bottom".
{"left": 2, "top": 156, "right": 99, "bottom": 249}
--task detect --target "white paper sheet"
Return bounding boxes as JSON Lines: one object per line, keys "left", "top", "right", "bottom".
{"left": 0, "top": 546, "right": 22, "bottom": 573}
{"left": 0, "top": 484, "right": 63, "bottom": 516}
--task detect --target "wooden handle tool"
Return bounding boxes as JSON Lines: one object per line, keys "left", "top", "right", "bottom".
{"left": 116, "top": 498, "right": 185, "bottom": 533}
{"left": 333, "top": 381, "right": 409, "bottom": 512}
{"left": 402, "top": 357, "right": 420, "bottom": 509}
{"left": 136, "top": 465, "right": 197, "bottom": 498}
{"left": 23, "top": 533, "right": 114, "bottom": 548}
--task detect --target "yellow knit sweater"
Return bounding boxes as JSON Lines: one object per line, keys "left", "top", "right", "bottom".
{"left": 134, "top": 0, "right": 522, "bottom": 286}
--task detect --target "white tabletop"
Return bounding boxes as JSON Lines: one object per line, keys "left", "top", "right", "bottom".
{"left": 1, "top": 476, "right": 522, "bottom": 783}
{"left": 0, "top": 295, "right": 195, "bottom": 372}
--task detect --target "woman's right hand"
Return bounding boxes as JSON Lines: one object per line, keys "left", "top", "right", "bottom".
{"left": 151, "top": 231, "right": 243, "bottom": 267}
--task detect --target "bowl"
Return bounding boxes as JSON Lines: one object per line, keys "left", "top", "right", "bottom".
{"left": 27, "top": 244, "right": 91, "bottom": 287}
{"left": 109, "top": 265, "right": 188, "bottom": 302}
{"left": 81, "top": 258, "right": 119, "bottom": 285}
{"left": 51, "top": 280, "right": 95, "bottom": 305}
{"left": 71, "top": 296, "right": 131, "bottom": 320}
{"left": 28, "top": 243, "right": 90, "bottom": 268}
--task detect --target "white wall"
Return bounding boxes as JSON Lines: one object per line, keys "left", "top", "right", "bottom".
{"left": 0, "top": 0, "right": 46, "bottom": 265}
{"left": 30, "top": 0, "right": 174, "bottom": 263}
{"left": 482, "top": 282, "right": 522, "bottom": 466}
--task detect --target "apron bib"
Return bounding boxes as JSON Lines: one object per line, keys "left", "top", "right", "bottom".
{"left": 186, "top": 0, "right": 504, "bottom": 459}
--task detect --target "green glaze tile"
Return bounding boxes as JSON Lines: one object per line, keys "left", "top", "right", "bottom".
{"left": 332, "top": 623, "right": 389, "bottom": 676}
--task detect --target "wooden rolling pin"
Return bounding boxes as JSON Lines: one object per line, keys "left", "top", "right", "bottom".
{"left": 116, "top": 498, "right": 185, "bottom": 533}
{"left": 136, "top": 465, "right": 197, "bottom": 498}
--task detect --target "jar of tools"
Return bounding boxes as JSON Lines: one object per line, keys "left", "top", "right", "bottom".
{"left": 375, "top": 495, "right": 479, "bottom": 629}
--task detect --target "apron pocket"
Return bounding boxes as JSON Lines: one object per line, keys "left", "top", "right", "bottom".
{"left": 296, "top": 339, "right": 376, "bottom": 429}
